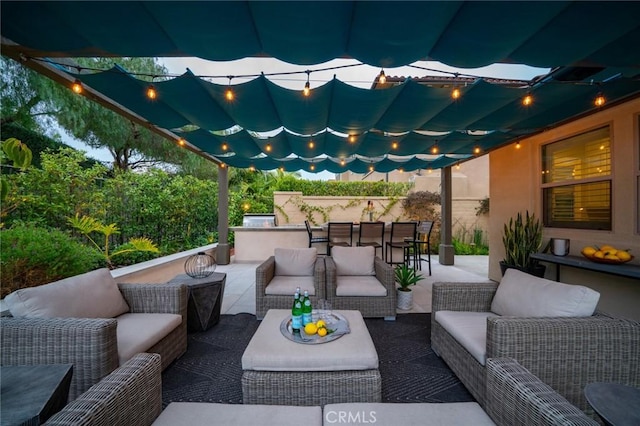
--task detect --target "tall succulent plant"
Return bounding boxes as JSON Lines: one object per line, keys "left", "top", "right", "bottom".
{"left": 502, "top": 211, "right": 543, "bottom": 269}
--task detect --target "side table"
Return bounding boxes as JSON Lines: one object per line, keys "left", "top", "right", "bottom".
{"left": 584, "top": 382, "right": 640, "bottom": 426}
{"left": 168, "top": 273, "right": 226, "bottom": 332}
{"left": 1, "top": 364, "right": 73, "bottom": 426}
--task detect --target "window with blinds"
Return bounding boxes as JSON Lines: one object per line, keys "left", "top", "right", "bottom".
{"left": 542, "top": 127, "right": 612, "bottom": 230}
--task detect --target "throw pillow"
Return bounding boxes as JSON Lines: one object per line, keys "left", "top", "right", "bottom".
{"left": 274, "top": 247, "right": 317, "bottom": 276}
{"left": 5, "top": 268, "right": 130, "bottom": 318}
{"left": 332, "top": 246, "right": 376, "bottom": 276}
{"left": 491, "top": 268, "right": 600, "bottom": 317}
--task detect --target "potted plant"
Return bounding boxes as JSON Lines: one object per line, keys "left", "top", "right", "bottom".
{"left": 395, "top": 264, "right": 424, "bottom": 310}
{"left": 500, "top": 210, "right": 546, "bottom": 277}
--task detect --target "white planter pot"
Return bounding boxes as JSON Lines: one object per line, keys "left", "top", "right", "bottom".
{"left": 396, "top": 289, "right": 413, "bottom": 310}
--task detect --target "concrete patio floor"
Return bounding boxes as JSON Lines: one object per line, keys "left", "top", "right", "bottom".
{"left": 217, "top": 255, "right": 492, "bottom": 316}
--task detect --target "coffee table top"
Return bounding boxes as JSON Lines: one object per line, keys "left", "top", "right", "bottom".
{"left": 242, "top": 309, "right": 378, "bottom": 372}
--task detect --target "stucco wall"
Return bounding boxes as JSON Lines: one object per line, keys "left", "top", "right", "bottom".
{"left": 489, "top": 97, "right": 640, "bottom": 320}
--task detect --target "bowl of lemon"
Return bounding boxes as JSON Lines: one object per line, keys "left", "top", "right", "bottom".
{"left": 581, "top": 245, "right": 633, "bottom": 264}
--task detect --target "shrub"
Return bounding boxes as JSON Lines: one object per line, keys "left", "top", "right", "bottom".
{"left": 0, "top": 223, "right": 106, "bottom": 297}
{"left": 110, "top": 242, "right": 161, "bottom": 267}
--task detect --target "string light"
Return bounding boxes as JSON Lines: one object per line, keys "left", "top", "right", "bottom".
{"left": 308, "top": 140, "right": 315, "bottom": 149}
{"left": 431, "top": 141, "right": 439, "bottom": 154}
{"left": 219, "top": 163, "right": 226, "bottom": 168}
{"left": 71, "top": 79, "right": 83, "bottom": 94}
{"left": 146, "top": 84, "right": 157, "bottom": 100}
{"left": 349, "top": 134, "right": 357, "bottom": 143}
{"left": 221, "top": 142, "right": 228, "bottom": 151}
{"left": 522, "top": 92, "right": 533, "bottom": 107}
{"left": 378, "top": 69, "right": 386, "bottom": 84}
{"left": 398, "top": 168, "right": 404, "bottom": 173}
{"left": 265, "top": 143, "right": 272, "bottom": 152}
{"left": 369, "top": 164, "right": 374, "bottom": 172}
{"left": 455, "top": 162, "right": 461, "bottom": 170}
{"left": 225, "top": 76, "right": 234, "bottom": 101}
{"left": 310, "top": 164, "right": 315, "bottom": 171}
{"left": 515, "top": 141, "right": 521, "bottom": 149}
{"left": 249, "top": 165, "right": 255, "bottom": 172}
{"left": 303, "top": 70, "right": 311, "bottom": 97}
{"left": 279, "top": 166, "right": 284, "bottom": 172}
{"left": 340, "top": 158, "right": 346, "bottom": 166}
{"left": 391, "top": 141, "right": 398, "bottom": 150}
{"left": 451, "top": 86, "right": 461, "bottom": 100}
{"left": 474, "top": 146, "right": 481, "bottom": 154}
{"left": 178, "top": 138, "right": 186, "bottom": 146}
{"left": 594, "top": 92, "right": 606, "bottom": 107}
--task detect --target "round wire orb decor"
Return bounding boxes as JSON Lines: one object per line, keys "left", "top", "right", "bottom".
{"left": 184, "top": 252, "right": 216, "bottom": 278}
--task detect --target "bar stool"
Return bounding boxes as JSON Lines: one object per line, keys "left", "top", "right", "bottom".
{"left": 408, "top": 220, "right": 433, "bottom": 275}
{"left": 384, "top": 222, "right": 416, "bottom": 266}
{"left": 357, "top": 221, "right": 385, "bottom": 258}
{"left": 327, "top": 222, "right": 353, "bottom": 256}
{"left": 305, "top": 220, "right": 329, "bottom": 250}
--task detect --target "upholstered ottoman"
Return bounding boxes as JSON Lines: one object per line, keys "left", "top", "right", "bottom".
{"left": 241, "top": 309, "right": 381, "bottom": 406}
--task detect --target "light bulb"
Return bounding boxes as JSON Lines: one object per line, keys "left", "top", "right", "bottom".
{"left": 431, "top": 145, "right": 439, "bottom": 154}
{"left": 594, "top": 93, "right": 606, "bottom": 107}
{"left": 72, "top": 79, "right": 82, "bottom": 94}
{"left": 249, "top": 166, "right": 255, "bottom": 172}
{"left": 455, "top": 163, "right": 461, "bottom": 170}
{"left": 310, "top": 164, "right": 315, "bottom": 171}
{"left": 225, "top": 88, "right": 234, "bottom": 101}
{"left": 515, "top": 141, "right": 521, "bottom": 149}
{"left": 378, "top": 69, "right": 386, "bottom": 84}
{"left": 349, "top": 134, "right": 356, "bottom": 143}
{"left": 308, "top": 140, "right": 314, "bottom": 149}
{"left": 303, "top": 81, "right": 310, "bottom": 97}
{"left": 265, "top": 143, "right": 272, "bottom": 152}
{"left": 398, "top": 168, "right": 404, "bottom": 173}
{"left": 391, "top": 141, "right": 398, "bottom": 149}
{"left": 522, "top": 93, "right": 533, "bottom": 106}
{"left": 369, "top": 164, "right": 374, "bottom": 172}
{"left": 340, "top": 158, "right": 345, "bottom": 166}
{"left": 146, "top": 84, "right": 157, "bottom": 100}
{"left": 474, "top": 146, "right": 481, "bottom": 154}
{"left": 451, "top": 87, "right": 461, "bottom": 100}
{"left": 178, "top": 138, "right": 186, "bottom": 146}
{"left": 221, "top": 142, "right": 228, "bottom": 151}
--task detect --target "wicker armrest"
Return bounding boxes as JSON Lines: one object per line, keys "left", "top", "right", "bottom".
{"left": 313, "top": 257, "right": 327, "bottom": 300}
{"left": 432, "top": 281, "right": 498, "bottom": 313}
{"left": 374, "top": 257, "right": 395, "bottom": 294}
{"left": 325, "top": 257, "right": 337, "bottom": 296}
{"left": 485, "top": 358, "right": 598, "bottom": 426}
{"left": 0, "top": 317, "right": 119, "bottom": 400}
{"left": 487, "top": 316, "right": 640, "bottom": 414}
{"left": 255, "top": 256, "right": 276, "bottom": 294}
{"left": 117, "top": 283, "right": 187, "bottom": 316}
{"left": 45, "top": 353, "right": 162, "bottom": 426}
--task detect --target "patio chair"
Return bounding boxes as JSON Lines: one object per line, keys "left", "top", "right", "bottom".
{"left": 431, "top": 268, "right": 640, "bottom": 415}
{"left": 406, "top": 220, "right": 433, "bottom": 275}
{"left": 357, "top": 221, "right": 385, "bottom": 258}
{"left": 327, "top": 222, "right": 353, "bottom": 256}
{"left": 305, "top": 220, "right": 329, "bottom": 251}
{"left": 325, "top": 246, "right": 396, "bottom": 320}
{"left": 384, "top": 221, "right": 416, "bottom": 266}
{"left": 255, "top": 247, "right": 326, "bottom": 320}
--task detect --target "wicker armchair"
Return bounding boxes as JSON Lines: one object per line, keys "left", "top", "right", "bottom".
{"left": 255, "top": 248, "right": 326, "bottom": 320}
{"left": 485, "top": 358, "right": 598, "bottom": 426}
{"left": 45, "top": 353, "right": 162, "bottom": 426}
{"left": 325, "top": 247, "right": 396, "bottom": 320}
{"left": 431, "top": 280, "right": 640, "bottom": 419}
{"left": 1, "top": 282, "right": 187, "bottom": 400}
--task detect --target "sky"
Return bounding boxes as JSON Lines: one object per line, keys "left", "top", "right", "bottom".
{"left": 62, "top": 57, "right": 549, "bottom": 180}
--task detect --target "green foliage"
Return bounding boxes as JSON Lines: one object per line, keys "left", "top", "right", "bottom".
{"left": 67, "top": 213, "right": 159, "bottom": 268}
{"left": 476, "top": 197, "right": 490, "bottom": 216}
{"left": 394, "top": 264, "right": 424, "bottom": 291}
{"left": 502, "top": 210, "right": 542, "bottom": 269}
{"left": 110, "top": 242, "right": 160, "bottom": 267}
{"left": 0, "top": 223, "right": 106, "bottom": 297}
{"left": 1, "top": 137, "right": 33, "bottom": 223}
{"left": 452, "top": 238, "right": 489, "bottom": 255}
{"left": 273, "top": 178, "right": 410, "bottom": 197}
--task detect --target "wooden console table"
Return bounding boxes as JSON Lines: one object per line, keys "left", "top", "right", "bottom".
{"left": 530, "top": 253, "right": 640, "bottom": 282}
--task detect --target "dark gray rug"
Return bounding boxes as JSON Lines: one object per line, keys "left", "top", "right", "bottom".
{"left": 161, "top": 313, "right": 474, "bottom": 407}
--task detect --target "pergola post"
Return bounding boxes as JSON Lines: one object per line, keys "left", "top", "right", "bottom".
{"left": 439, "top": 165, "right": 454, "bottom": 265}
{"left": 216, "top": 165, "right": 230, "bottom": 265}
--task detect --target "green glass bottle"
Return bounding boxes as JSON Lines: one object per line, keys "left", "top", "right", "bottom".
{"left": 291, "top": 292, "right": 303, "bottom": 332}
{"left": 302, "top": 290, "right": 313, "bottom": 325}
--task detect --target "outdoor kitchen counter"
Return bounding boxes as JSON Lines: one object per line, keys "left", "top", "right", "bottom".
{"left": 230, "top": 225, "right": 313, "bottom": 262}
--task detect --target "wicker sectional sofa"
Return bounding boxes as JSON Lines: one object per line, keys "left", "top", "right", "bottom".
{"left": 431, "top": 268, "right": 640, "bottom": 421}
{"left": 1, "top": 268, "right": 187, "bottom": 400}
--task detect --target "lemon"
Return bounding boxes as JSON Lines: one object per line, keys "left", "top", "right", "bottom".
{"left": 600, "top": 245, "right": 616, "bottom": 252}
{"left": 593, "top": 251, "right": 605, "bottom": 259}
{"left": 617, "top": 250, "right": 632, "bottom": 262}
{"left": 582, "top": 246, "right": 597, "bottom": 256}
{"left": 316, "top": 320, "right": 326, "bottom": 328}
{"left": 317, "top": 327, "right": 327, "bottom": 337}
{"left": 304, "top": 323, "right": 317, "bottom": 335}
{"left": 604, "top": 254, "right": 619, "bottom": 261}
